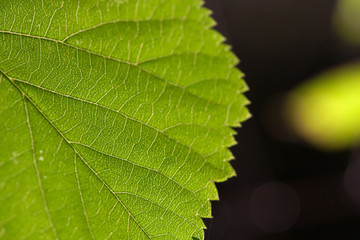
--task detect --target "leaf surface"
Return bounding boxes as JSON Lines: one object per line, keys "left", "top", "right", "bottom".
{"left": 0, "top": 0, "right": 249, "bottom": 239}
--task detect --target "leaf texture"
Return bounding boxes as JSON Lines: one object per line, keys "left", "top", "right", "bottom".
{"left": 0, "top": 0, "right": 249, "bottom": 239}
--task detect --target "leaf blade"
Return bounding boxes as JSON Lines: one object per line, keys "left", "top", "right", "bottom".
{"left": 0, "top": 1, "right": 249, "bottom": 239}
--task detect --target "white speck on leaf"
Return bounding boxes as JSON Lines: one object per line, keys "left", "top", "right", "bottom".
{"left": 10, "top": 151, "right": 19, "bottom": 164}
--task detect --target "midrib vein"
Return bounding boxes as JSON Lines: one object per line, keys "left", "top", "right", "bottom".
{"left": 60, "top": 18, "right": 206, "bottom": 42}
{"left": 74, "top": 153, "right": 95, "bottom": 239}
{"left": 12, "top": 78, "right": 231, "bottom": 174}
{"left": 23, "top": 95, "right": 59, "bottom": 239}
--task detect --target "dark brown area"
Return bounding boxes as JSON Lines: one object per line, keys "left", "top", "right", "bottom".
{"left": 203, "top": 0, "right": 360, "bottom": 239}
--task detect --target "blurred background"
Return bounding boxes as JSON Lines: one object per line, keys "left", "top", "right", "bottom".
{"left": 203, "top": 0, "right": 360, "bottom": 239}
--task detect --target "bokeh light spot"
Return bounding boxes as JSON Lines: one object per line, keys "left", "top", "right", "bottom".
{"left": 249, "top": 181, "right": 300, "bottom": 233}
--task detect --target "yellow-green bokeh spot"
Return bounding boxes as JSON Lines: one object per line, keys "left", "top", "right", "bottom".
{"left": 287, "top": 63, "right": 360, "bottom": 150}
{"left": 334, "top": 0, "right": 360, "bottom": 45}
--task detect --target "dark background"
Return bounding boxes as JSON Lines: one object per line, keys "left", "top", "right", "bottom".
{"left": 203, "top": 0, "right": 360, "bottom": 239}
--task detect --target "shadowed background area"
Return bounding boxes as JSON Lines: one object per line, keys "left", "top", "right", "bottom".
{"left": 203, "top": 0, "right": 360, "bottom": 239}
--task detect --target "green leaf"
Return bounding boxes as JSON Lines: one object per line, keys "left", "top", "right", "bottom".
{"left": 0, "top": 0, "right": 249, "bottom": 239}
